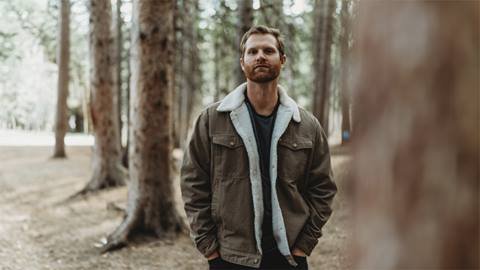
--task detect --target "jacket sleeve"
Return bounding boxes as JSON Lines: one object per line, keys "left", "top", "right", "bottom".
{"left": 180, "top": 109, "right": 218, "bottom": 257}
{"left": 294, "top": 119, "right": 337, "bottom": 255}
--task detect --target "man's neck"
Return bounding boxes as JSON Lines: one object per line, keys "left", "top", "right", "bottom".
{"left": 245, "top": 79, "right": 279, "bottom": 116}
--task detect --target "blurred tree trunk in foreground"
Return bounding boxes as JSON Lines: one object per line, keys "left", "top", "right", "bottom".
{"left": 53, "top": 0, "right": 70, "bottom": 158}
{"left": 350, "top": 1, "right": 479, "bottom": 269}
{"left": 312, "top": 0, "right": 336, "bottom": 136}
{"left": 235, "top": 0, "right": 253, "bottom": 86}
{"left": 102, "top": 0, "right": 184, "bottom": 252}
{"left": 81, "top": 0, "right": 126, "bottom": 194}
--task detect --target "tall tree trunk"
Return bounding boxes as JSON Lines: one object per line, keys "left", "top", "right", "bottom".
{"left": 339, "top": 0, "right": 351, "bottom": 144}
{"left": 259, "top": 0, "right": 282, "bottom": 28}
{"left": 80, "top": 0, "right": 127, "bottom": 194}
{"left": 53, "top": 0, "right": 70, "bottom": 158}
{"left": 312, "top": 0, "right": 336, "bottom": 135}
{"left": 235, "top": 0, "right": 253, "bottom": 86}
{"left": 173, "top": 0, "right": 184, "bottom": 148}
{"left": 112, "top": 0, "right": 129, "bottom": 167}
{"left": 216, "top": 0, "right": 234, "bottom": 98}
{"left": 179, "top": 0, "right": 200, "bottom": 149}
{"left": 102, "top": 0, "right": 184, "bottom": 252}
{"left": 122, "top": 51, "right": 131, "bottom": 167}
{"left": 82, "top": 82, "right": 90, "bottom": 133}
{"left": 258, "top": 0, "right": 299, "bottom": 100}
{"left": 350, "top": 1, "right": 479, "bottom": 268}
{"left": 113, "top": 0, "right": 123, "bottom": 148}
{"left": 123, "top": 3, "right": 132, "bottom": 167}
{"left": 213, "top": 35, "right": 220, "bottom": 101}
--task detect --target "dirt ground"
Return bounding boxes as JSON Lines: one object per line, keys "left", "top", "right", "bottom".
{"left": 0, "top": 145, "right": 351, "bottom": 270}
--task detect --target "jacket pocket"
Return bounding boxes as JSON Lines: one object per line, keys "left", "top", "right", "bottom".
{"left": 212, "top": 134, "right": 249, "bottom": 178}
{"left": 277, "top": 175, "right": 311, "bottom": 248}
{"left": 212, "top": 134, "right": 244, "bottom": 148}
{"left": 217, "top": 176, "right": 256, "bottom": 253}
{"left": 277, "top": 137, "right": 313, "bottom": 181}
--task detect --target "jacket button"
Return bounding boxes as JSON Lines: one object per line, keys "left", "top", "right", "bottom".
{"left": 229, "top": 141, "right": 234, "bottom": 146}
{"left": 293, "top": 143, "right": 297, "bottom": 148}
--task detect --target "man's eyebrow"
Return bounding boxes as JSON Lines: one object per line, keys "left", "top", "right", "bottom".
{"left": 247, "top": 44, "right": 276, "bottom": 49}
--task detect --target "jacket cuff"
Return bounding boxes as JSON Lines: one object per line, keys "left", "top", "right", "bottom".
{"left": 294, "top": 231, "right": 320, "bottom": 256}
{"left": 197, "top": 233, "right": 219, "bottom": 257}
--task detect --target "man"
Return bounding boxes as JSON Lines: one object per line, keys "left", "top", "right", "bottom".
{"left": 181, "top": 25, "right": 337, "bottom": 269}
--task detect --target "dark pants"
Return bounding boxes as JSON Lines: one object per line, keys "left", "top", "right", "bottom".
{"left": 208, "top": 249, "right": 308, "bottom": 270}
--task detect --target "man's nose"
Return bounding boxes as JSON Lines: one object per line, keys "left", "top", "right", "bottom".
{"left": 255, "top": 51, "right": 266, "bottom": 61}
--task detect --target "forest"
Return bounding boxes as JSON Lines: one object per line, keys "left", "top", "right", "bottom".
{"left": 0, "top": 0, "right": 478, "bottom": 269}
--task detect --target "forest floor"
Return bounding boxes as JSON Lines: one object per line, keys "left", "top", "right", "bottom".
{"left": 0, "top": 144, "right": 351, "bottom": 270}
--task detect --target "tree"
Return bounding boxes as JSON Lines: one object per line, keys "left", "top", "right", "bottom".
{"left": 173, "top": 0, "right": 184, "bottom": 148}
{"left": 339, "top": 0, "right": 351, "bottom": 144}
{"left": 111, "top": 0, "right": 131, "bottom": 167}
{"left": 213, "top": 0, "right": 236, "bottom": 99}
{"left": 53, "top": 0, "right": 70, "bottom": 158}
{"left": 79, "top": 0, "right": 126, "bottom": 194}
{"left": 102, "top": 0, "right": 184, "bottom": 251}
{"left": 235, "top": 0, "right": 253, "bottom": 86}
{"left": 350, "top": 1, "right": 479, "bottom": 268}
{"left": 112, "top": 0, "right": 123, "bottom": 149}
{"left": 213, "top": 23, "right": 221, "bottom": 101}
{"left": 257, "top": 0, "right": 302, "bottom": 100}
{"left": 258, "top": 0, "right": 282, "bottom": 28}
{"left": 174, "top": 0, "right": 201, "bottom": 149}
{"left": 312, "top": 0, "right": 336, "bottom": 135}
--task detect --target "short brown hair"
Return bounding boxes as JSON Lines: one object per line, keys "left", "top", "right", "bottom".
{"left": 239, "top": 25, "right": 285, "bottom": 58}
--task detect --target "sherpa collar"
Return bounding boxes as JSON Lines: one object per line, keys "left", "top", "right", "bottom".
{"left": 217, "top": 82, "right": 301, "bottom": 123}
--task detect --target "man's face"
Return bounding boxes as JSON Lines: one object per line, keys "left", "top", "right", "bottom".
{"left": 240, "top": 34, "right": 286, "bottom": 83}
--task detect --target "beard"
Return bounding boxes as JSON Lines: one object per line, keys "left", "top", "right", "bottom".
{"left": 244, "top": 65, "right": 280, "bottom": 83}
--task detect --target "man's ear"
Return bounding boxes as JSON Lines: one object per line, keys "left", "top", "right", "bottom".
{"left": 281, "top": 54, "right": 286, "bottom": 65}
{"left": 240, "top": 57, "right": 245, "bottom": 71}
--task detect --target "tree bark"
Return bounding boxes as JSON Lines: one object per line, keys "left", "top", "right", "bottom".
{"left": 102, "top": 0, "right": 184, "bottom": 252}
{"left": 350, "top": 1, "right": 479, "bottom": 268}
{"left": 113, "top": 0, "right": 123, "bottom": 149}
{"left": 259, "top": 0, "right": 282, "bottom": 28}
{"left": 53, "top": 0, "right": 70, "bottom": 158}
{"left": 235, "top": 0, "right": 253, "bottom": 86}
{"left": 174, "top": 0, "right": 200, "bottom": 150}
{"left": 173, "top": 0, "right": 183, "bottom": 148}
{"left": 213, "top": 33, "right": 220, "bottom": 101}
{"left": 215, "top": 0, "right": 234, "bottom": 98}
{"left": 312, "top": 0, "right": 336, "bottom": 135}
{"left": 339, "top": 0, "right": 351, "bottom": 144}
{"left": 258, "top": 0, "right": 300, "bottom": 100}
{"left": 80, "top": 0, "right": 126, "bottom": 194}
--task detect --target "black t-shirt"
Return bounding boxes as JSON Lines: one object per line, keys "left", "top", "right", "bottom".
{"left": 245, "top": 95, "right": 280, "bottom": 252}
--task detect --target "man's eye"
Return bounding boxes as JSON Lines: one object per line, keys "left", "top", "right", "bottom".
{"left": 248, "top": 50, "right": 256, "bottom": 55}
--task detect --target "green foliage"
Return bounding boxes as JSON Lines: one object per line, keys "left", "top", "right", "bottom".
{"left": 5, "top": 0, "right": 57, "bottom": 62}
{"left": 197, "top": 0, "right": 317, "bottom": 111}
{"left": 0, "top": 31, "right": 18, "bottom": 60}
{"left": 0, "top": 0, "right": 350, "bottom": 140}
{"left": 0, "top": 0, "right": 89, "bottom": 131}
{"left": 0, "top": 0, "right": 56, "bottom": 130}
